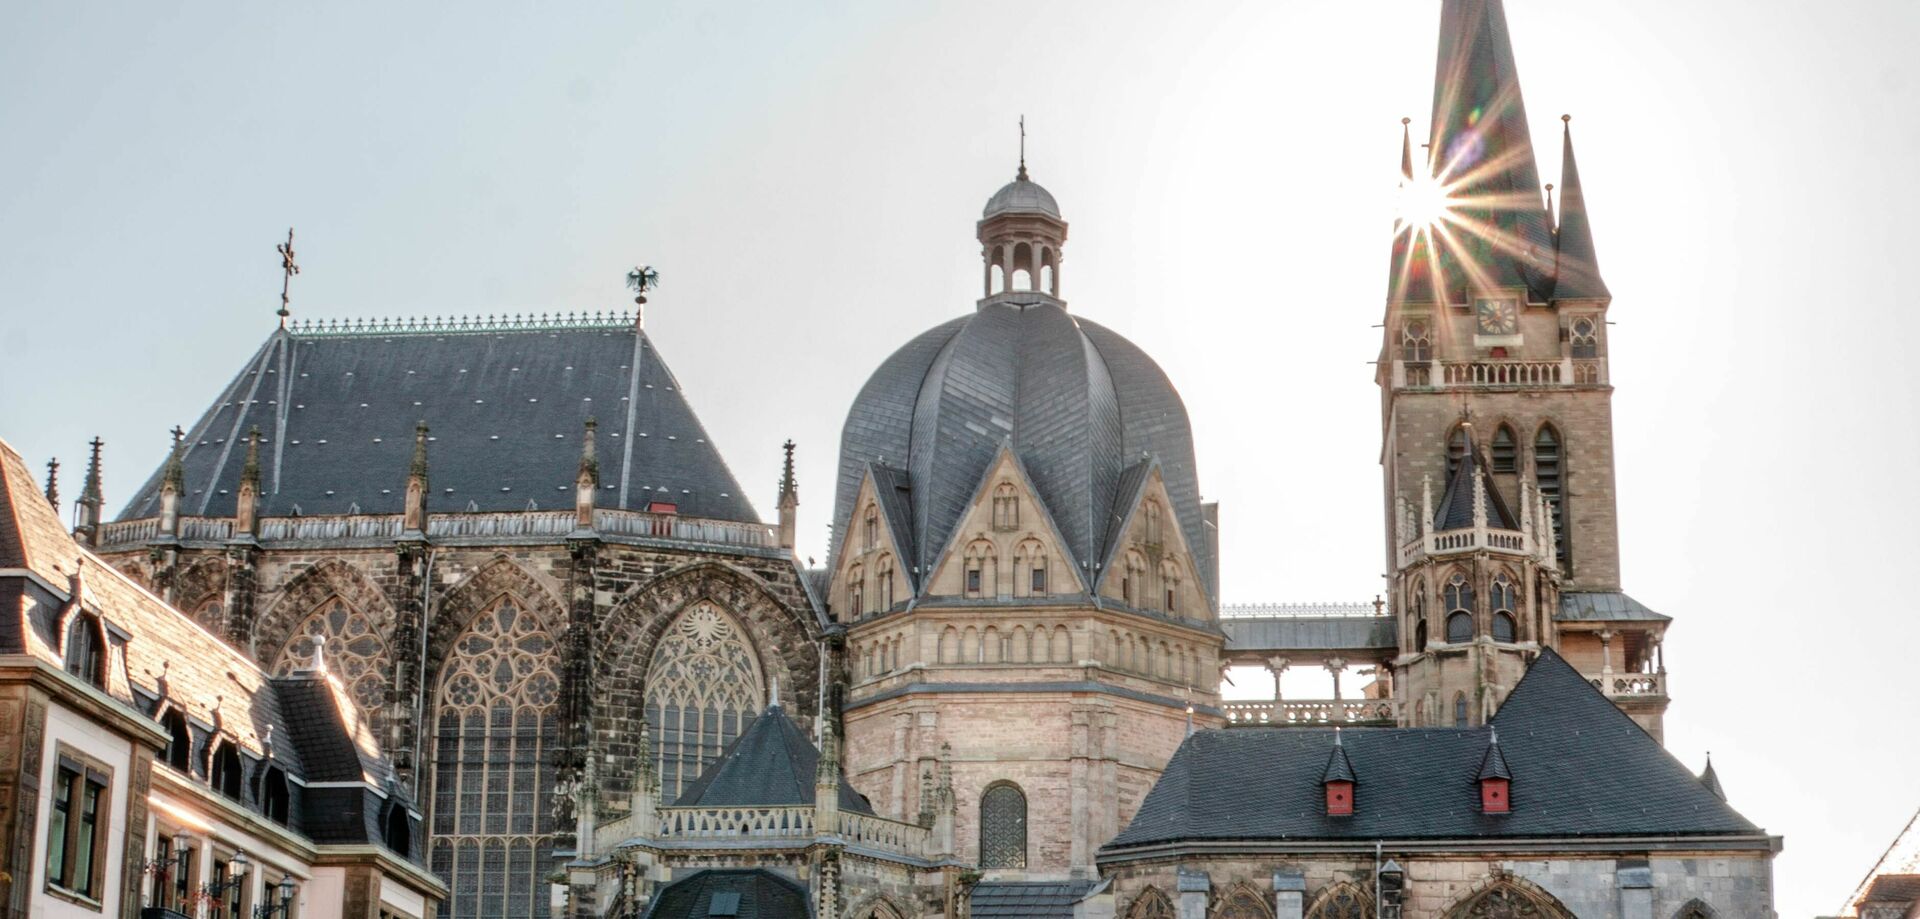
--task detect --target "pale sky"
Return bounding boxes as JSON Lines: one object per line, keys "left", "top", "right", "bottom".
{"left": 4, "top": 2, "right": 1916, "bottom": 915}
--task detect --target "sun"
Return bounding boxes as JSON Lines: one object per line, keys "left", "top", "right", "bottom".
{"left": 1399, "top": 174, "right": 1456, "bottom": 232}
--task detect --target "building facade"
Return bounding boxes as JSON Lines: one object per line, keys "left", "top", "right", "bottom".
{"left": 0, "top": 439, "right": 445, "bottom": 919}
{"left": 13, "top": 1, "right": 1780, "bottom": 917}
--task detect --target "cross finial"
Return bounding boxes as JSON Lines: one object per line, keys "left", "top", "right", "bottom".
{"left": 276, "top": 228, "right": 299, "bottom": 326}
{"left": 170, "top": 425, "right": 185, "bottom": 447}
{"left": 1017, "top": 115, "right": 1028, "bottom": 181}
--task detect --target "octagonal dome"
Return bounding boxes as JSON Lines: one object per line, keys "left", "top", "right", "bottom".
{"left": 831, "top": 294, "right": 1210, "bottom": 602}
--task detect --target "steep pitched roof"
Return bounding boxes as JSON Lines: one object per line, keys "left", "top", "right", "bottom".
{"left": 1839, "top": 808, "right": 1920, "bottom": 916}
{"left": 1104, "top": 650, "right": 1763, "bottom": 850}
{"left": 970, "top": 881, "right": 1101, "bottom": 918}
{"left": 119, "top": 318, "right": 758, "bottom": 523}
{"left": 1433, "top": 446, "right": 1517, "bottom": 531}
{"left": 643, "top": 869, "right": 812, "bottom": 919}
{"left": 671, "top": 705, "right": 873, "bottom": 814}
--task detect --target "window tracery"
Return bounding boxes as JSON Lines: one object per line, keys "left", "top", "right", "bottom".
{"left": 1402, "top": 319, "right": 1433, "bottom": 363}
{"left": 1125, "top": 887, "right": 1176, "bottom": 919}
{"left": 993, "top": 483, "right": 1019, "bottom": 530}
{"left": 644, "top": 603, "right": 764, "bottom": 800}
{"left": 430, "top": 596, "right": 561, "bottom": 919}
{"left": 1491, "top": 572, "right": 1518, "bottom": 642}
{"left": 1570, "top": 317, "right": 1598, "bottom": 358}
{"left": 1214, "top": 881, "right": 1274, "bottom": 919}
{"left": 1445, "top": 881, "right": 1573, "bottom": 918}
{"left": 271, "top": 597, "right": 388, "bottom": 720}
{"left": 1305, "top": 881, "right": 1371, "bottom": 919}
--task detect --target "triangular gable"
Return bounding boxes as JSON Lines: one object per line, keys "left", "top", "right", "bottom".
{"left": 828, "top": 465, "right": 915, "bottom": 618}
{"left": 923, "top": 441, "right": 1088, "bottom": 598}
{"left": 1092, "top": 462, "right": 1207, "bottom": 611}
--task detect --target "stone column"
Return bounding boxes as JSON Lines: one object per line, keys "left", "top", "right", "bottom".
{"left": 1176, "top": 869, "right": 1210, "bottom": 919}
{"left": 387, "top": 539, "right": 430, "bottom": 794}
{"left": 1266, "top": 657, "right": 1290, "bottom": 701}
{"left": 1273, "top": 869, "right": 1306, "bottom": 919}
{"left": 558, "top": 536, "right": 601, "bottom": 835}
{"left": 1069, "top": 708, "right": 1092, "bottom": 869}
{"left": 1598, "top": 629, "right": 1614, "bottom": 675}
{"left": 221, "top": 541, "right": 259, "bottom": 652}
{"left": 1616, "top": 861, "right": 1653, "bottom": 919}
{"left": 1325, "top": 657, "right": 1347, "bottom": 701}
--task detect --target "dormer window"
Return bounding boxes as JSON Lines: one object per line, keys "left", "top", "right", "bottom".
{"left": 160, "top": 708, "right": 192, "bottom": 771}
{"left": 258, "top": 765, "right": 290, "bottom": 825}
{"left": 63, "top": 613, "right": 106, "bottom": 689}
{"left": 1321, "top": 731, "right": 1356, "bottom": 817}
{"left": 1325, "top": 779, "right": 1353, "bottom": 816}
{"left": 1481, "top": 776, "right": 1511, "bottom": 813}
{"left": 209, "top": 742, "right": 244, "bottom": 801}
{"left": 1479, "top": 728, "right": 1513, "bottom": 814}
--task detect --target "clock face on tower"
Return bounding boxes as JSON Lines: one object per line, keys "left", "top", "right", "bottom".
{"left": 1475, "top": 298, "right": 1519, "bottom": 336}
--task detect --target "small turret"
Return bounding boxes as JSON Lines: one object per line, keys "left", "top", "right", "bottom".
{"left": 1322, "top": 728, "right": 1357, "bottom": 817}
{"left": 777, "top": 439, "right": 798, "bottom": 551}
{"left": 1698, "top": 752, "right": 1726, "bottom": 802}
{"left": 575, "top": 419, "right": 599, "bottom": 531}
{"left": 1478, "top": 727, "right": 1513, "bottom": 814}
{"left": 813, "top": 717, "right": 842, "bottom": 830}
{"left": 75, "top": 437, "right": 104, "bottom": 547}
{"left": 404, "top": 422, "right": 430, "bottom": 534}
{"left": 236, "top": 426, "right": 262, "bottom": 537}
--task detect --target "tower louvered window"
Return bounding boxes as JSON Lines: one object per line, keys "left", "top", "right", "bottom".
{"left": 430, "top": 597, "right": 561, "bottom": 919}
{"left": 978, "top": 782, "right": 1027, "bottom": 868}
{"left": 1491, "top": 425, "right": 1517, "bottom": 473}
{"left": 1447, "top": 426, "right": 1469, "bottom": 480}
{"left": 645, "top": 603, "right": 764, "bottom": 801}
{"left": 1535, "top": 426, "right": 1569, "bottom": 570}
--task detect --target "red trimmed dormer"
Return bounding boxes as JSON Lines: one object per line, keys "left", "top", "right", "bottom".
{"left": 1322, "top": 728, "right": 1357, "bottom": 817}
{"left": 1478, "top": 727, "right": 1513, "bottom": 815}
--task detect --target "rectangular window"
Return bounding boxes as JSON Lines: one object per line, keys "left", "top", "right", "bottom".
{"left": 1029, "top": 567, "right": 1046, "bottom": 594}
{"left": 966, "top": 568, "right": 982, "bottom": 595}
{"left": 44, "top": 752, "right": 111, "bottom": 901}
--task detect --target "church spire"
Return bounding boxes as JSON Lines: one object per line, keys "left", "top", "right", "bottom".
{"left": 1551, "top": 115, "right": 1611, "bottom": 300}
{"left": 76, "top": 437, "right": 104, "bottom": 546}
{"left": 1428, "top": 0, "right": 1553, "bottom": 298}
{"left": 777, "top": 439, "right": 799, "bottom": 551}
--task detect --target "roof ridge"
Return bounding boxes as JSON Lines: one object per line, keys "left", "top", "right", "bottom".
{"left": 286, "top": 310, "right": 636, "bottom": 337}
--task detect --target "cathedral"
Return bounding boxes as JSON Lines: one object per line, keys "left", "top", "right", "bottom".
{"left": 3, "top": 1, "right": 1783, "bottom": 917}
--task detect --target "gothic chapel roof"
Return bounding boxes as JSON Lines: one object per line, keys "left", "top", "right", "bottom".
{"left": 119, "top": 317, "right": 757, "bottom": 523}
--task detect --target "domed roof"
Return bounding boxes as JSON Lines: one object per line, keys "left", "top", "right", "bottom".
{"left": 831, "top": 295, "right": 1210, "bottom": 601}
{"left": 983, "top": 174, "right": 1061, "bottom": 219}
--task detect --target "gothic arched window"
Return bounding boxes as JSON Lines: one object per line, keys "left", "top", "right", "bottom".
{"left": 875, "top": 554, "right": 896, "bottom": 610}
{"left": 1144, "top": 500, "right": 1163, "bottom": 545}
{"left": 1159, "top": 560, "right": 1182, "bottom": 614}
{"left": 1454, "top": 692, "right": 1470, "bottom": 728}
{"left": 429, "top": 596, "right": 561, "bottom": 919}
{"left": 993, "top": 484, "right": 1019, "bottom": 531}
{"left": 1672, "top": 899, "right": 1716, "bottom": 919}
{"left": 1449, "top": 881, "right": 1575, "bottom": 918}
{"left": 1402, "top": 319, "right": 1432, "bottom": 363}
{"left": 1444, "top": 572, "right": 1474, "bottom": 643}
{"left": 1123, "top": 887, "right": 1176, "bottom": 919}
{"left": 1412, "top": 582, "right": 1430, "bottom": 651}
{"left": 1305, "top": 881, "right": 1371, "bottom": 919}
{"left": 1215, "top": 882, "right": 1274, "bottom": 919}
{"left": 1491, "top": 573, "right": 1518, "bottom": 642}
{"left": 1570, "top": 317, "right": 1598, "bottom": 358}
{"left": 864, "top": 504, "right": 879, "bottom": 550}
{"left": 965, "top": 541, "right": 997, "bottom": 598}
{"left": 272, "top": 597, "right": 388, "bottom": 723}
{"left": 847, "top": 564, "right": 865, "bottom": 618}
{"left": 1492, "top": 424, "right": 1517, "bottom": 473}
{"left": 1447, "top": 611, "right": 1473, "bottom": 643}
{"left": 1015, "top": 539, "right": 1047, "bottom": 598}
{"left": 645, "top": 603, "right": 764, "bottom": 801}
{"left": 978, "top": 782, "right": 1027, "bottom": 869}
{"left": 1535, "top": 425, "right": 1569, "bottom": 569}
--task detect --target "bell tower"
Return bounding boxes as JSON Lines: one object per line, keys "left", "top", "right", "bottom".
{"left": 977, "top": 149, "right": 1068, "bottom": 302}
{"left": 1380, "top": 0, "right": 1668, "bottom": 738}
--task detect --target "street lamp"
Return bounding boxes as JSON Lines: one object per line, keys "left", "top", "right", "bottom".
{"left": 254, "top": 873, "right": 297, "bottom": 919}
{"left": 141, "top": 830, "right": 194, "bottom": 888}
{"left": 202, "top": 849, "right": 250, "bottom": 901}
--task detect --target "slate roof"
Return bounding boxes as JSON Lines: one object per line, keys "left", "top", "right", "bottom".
{"left": 1551, "top": 119, "right": 1610, "bottom": 300}
{"left": 1839, "top": 808, "right": 1920, "bottom": 916}
{"left": 1434, "top": 445, "right": 1517, "bottom": 532}
{"left": 0, "top": 436, "right": 422, "bottom": 856}
{"left": 970, "top": 881, "right": 1101, "bottom": 918}
{"left": 1104, "top": 649, "right": 1764, "bottom": 850}
{"left": 672, "top": 705, "right": 874, "bottom": 814}
{"left": 118, "top": 318, "right": 758, "bottom": 523}
{"left": 831, "top": 298, "right": 1210, "bottom": 605}
{"left": 1557, "top": 590, "right": 1670, "bottom": 623}
{"left": 643, "top": 869, "right": 812, "bottom": 919}
{"left": 1222, "top": 615, "right": 1397, "bottom": 653}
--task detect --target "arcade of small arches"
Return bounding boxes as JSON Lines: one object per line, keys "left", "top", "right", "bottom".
{"left": 985, "top": 238, "right": 1060, "bottom": 297}
{"left": 1115, "top": 876, "right": 1599, "bottom": 919}
{"left": 1402, "top": 565, "right": 1545, "bottom": 655}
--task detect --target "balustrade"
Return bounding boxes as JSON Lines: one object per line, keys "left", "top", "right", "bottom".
{"left": 836, "top": 811, "right": 931, "bottom": 856}
{"left": 1222, "top": 698, "right": 1398, "bottom": 727}
{"left": 655, "top": 806, "right": 815, "bottom": 839}
{"left": 1440, "top": 360, "right": 1564, "bottom": 387}
{"left": 93, "top": 507, "right": 776, "bottom": 553}
{"left": 1586, "top": 671, "right": 1666, "bottom": 698}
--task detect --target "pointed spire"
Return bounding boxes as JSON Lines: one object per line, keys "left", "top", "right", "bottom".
{"left": 777, "top": 439, "right": 799, "bottom": 550}
{"left": 1399, "top": 116, "right": 1414, "bottom": 182}
{"left": 1321, "top": 728, "right": 1357, "bottom": 783}
{"left": 1426, "top": 0, "right": 1554, "bottom": 296}
{"left": 1435, "top": 425, "right": 1519, "bottom": 531}
{"left": 575, "top": 419, "right": 599, "bottom": 530}
{"left": 1552, "top": 114, "right": 1611, "bottom": 299}
{"left": 1478, "top": 726, "right": 1513, "bottom": 813}
{"left": 43, "top": 458, "right": 59, "bottom": 512}
{"left": 76, "top": 437, "right": 104, "bottom": 545}
{"left": 1477, "top": 726, "right": 1513, "bottom": 780}
{"left": 236, "top": 426, "right": 262, "bottom": 536}
{"left": 1016, "top": 114, "right": 1028, "bottom": 181}
{"left": 404, "top": 422, "right": 430, "bottom": 533}
{"left": 1699, "top": 752, "right": 1726, "bottom": 801}
{"left": 158, "top": 427, "right": 186, "bottom": 536}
